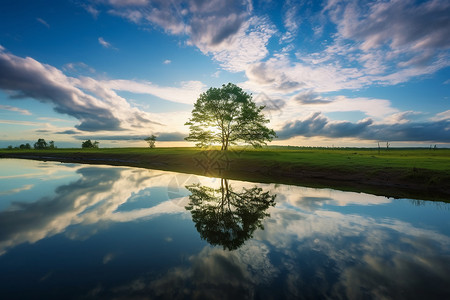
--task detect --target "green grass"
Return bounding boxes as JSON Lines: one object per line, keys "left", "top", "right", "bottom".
{"left": 1, "top": 147, "right": 449, "bottom": 201}
{"left": 1, "top": 147, "right": 449, "bottom": 172}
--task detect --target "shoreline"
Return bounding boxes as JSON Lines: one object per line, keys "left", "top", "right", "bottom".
{"left": 1, "top": 149, "right": 449, "bottom": 202}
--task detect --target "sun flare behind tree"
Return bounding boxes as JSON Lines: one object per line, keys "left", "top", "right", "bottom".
{"left": 185, "top": 83, "right": 276, "bottom": 150}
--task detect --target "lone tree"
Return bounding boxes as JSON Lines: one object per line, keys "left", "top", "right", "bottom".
{"left": 34, "top": 138, "right": 48, "bottom": 150}
{"left": 144, "top": 135, "right": 157, "bottom": 148}
{"left": 185, "top": 83, "right": 276, "bottom": 150}
{"left": 81, "top": 139, "right": 99, "bottom": 149}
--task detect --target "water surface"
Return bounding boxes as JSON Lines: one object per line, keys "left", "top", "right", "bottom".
{"left": 0, "top": 159, "right": 449, "bottom": 299}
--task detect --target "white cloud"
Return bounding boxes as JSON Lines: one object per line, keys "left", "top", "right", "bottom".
{"left": 0, "top": 105, "right": 31, "bottom": 115}
{"left": 432, "top": 110, "right": 450, "bottom": 121}
{"left": 0, "top": 120, "right": 47, "bottom": 126}
{"left": 82, "top": 4, "right": 100, "bottom": 18}
{"left": 280, "top": 0, "right": 302, "bottom": 42}
{"left": 62, "top": 62, "right": 95, "bottom": 74}
{"left": 0, "top": 47, "right": 161, "bottom": 132}
{"left": 98, "top": 37, "right": 115, "bottom": 49}
{"left": 206, "top": 17, "right": 276, "bottom": 72}
{"left": 163, "top": 59, "right": 171, "bottom": 64}
{"left": 322, "top": 0, "right": 450, "bottom": 83}
{"left": 108, "top": 0, "right": 149, "bottom": 6}
{"left": 240, "top": 0, "right": 450, "bottom": 99}
{"left": 102, "top": 0, "right": 272, "bottom": 72}
{"left": 103, "top": 79, "right": 205, "bottom": 105}
{"left": 94, "top": 0, "right": 449, "bottom": 93}
{"left": 243, "top": 53, "right": 366, "bottom": 94}
{"left": 277, "top": 111, "right": 450, "bottom": 143}
{"left": 38, "top": 117, "right": 72, "bottom": 122}
{"left": 36, "top": 18, "right": 50, "bottom": 28}
{"left": 381, "top": 111, "right": 422, "bottom": 125}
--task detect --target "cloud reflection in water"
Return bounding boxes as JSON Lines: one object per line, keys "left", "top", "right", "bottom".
{"left": 0, "top": 159, "right": 449, "bottom": 299}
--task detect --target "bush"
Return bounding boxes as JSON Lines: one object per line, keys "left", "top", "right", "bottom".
{"left": 81, "top": 140, "right": 99, "bottom": 149}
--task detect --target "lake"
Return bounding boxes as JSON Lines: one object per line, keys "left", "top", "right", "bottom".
{"left": 0, "top": 159, "right": 449, "bottom": 299}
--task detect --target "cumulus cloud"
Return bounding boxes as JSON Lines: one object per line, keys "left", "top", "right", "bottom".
{"left": 244, "top": 54, "right": 365, "bottom": 93}
{"left": 188, "top": 2, "right": 247, "bottom": 48}
{"left": 206, "top": 16, "right": 276, "bottom": 72}
{"left": 292, "top": 90, "right": 332, "bottom": 105}
{"left": 93, "top": 0, "right": 448, "bottom": 91}
{"left": 100, "top": 0, "right": 274, "bottom": 72}
{"left": 324, "top": 0, "right": 450, "bottom": 80}
{"left": 242, "top": 0, "right": 450, "bottom": 96}
{"left": 278, "top": 112, "right": 450, "bottom": 142}
{"left": 382, "top": 111, "right": 422, "bottom": 124}
{"left": 327, "top": 0, "right": 450, "bottom": 54}
{"left": 107, "top": 0, "right": 186, "bottom": 33}
{"left": 0, "top": 48, "right": 158, "bottom": 132}
{"left": 279, "top": 112, "right": 373, "bottom": 139}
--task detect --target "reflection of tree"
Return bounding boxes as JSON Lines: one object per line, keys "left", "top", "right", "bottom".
{"left": 185, "top": 179, "right": 276, "bottom": 250}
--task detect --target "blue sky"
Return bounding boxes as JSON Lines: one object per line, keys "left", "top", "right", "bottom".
{"left": 0, "top": 0, "right": 449, "bottom": 148}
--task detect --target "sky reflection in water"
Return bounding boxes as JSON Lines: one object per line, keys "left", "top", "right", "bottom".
{"left": 0, "top": 159, "right": 449, "bottom": 299}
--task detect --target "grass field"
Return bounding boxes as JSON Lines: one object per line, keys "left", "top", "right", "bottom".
{"left": 1, "top": 147, "right": 449, "bottom": 201}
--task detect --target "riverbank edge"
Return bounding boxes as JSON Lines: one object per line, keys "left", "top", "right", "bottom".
{"left": 1, "top": 151, "right": 449, "bottom": 202}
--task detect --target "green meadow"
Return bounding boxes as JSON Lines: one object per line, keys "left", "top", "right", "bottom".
{"left": 1, "top": 147, "right": 449, "bottom": 201}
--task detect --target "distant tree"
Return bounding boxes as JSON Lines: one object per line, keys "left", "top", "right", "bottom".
{"left": 48, "top": 141, "right": 56, "bottom": 149}
{"left": 34, "top": 138, "right": 48, "bottom": 150}
{"left": 7, "top": 145, "right": 13, "bottom": 150}
{"left": 185, "top": 83, "right": 276, "bottom": 150}
{"left": 19, "top": 143, "right": 31, "bottom": 149}
{"left": 144, "top": 135, "right": 157, "bottom": 148}
{"left": 81, "top": 139, "right": 99, "bottom": 149}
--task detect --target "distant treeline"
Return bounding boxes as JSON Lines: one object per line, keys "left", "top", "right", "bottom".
{"left": 6, "top": 138, "right": 56, "bottom": 150}
{"left": 5, "top": 138, "right": 100, "bottom": 150}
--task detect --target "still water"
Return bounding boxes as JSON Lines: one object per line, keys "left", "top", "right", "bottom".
{"left": 0, "top": 159, "right": 449, "bottom": 299}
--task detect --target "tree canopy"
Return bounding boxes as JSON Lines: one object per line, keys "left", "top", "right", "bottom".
{"left": 144, "top": 135, "right": 157, "bottom": 148}
{"left": 81, "top": 139, "right": 99, "bottom": 149}
{"left": 34, "top": 138, "right": 48, "bottom": 150}
{"left": 185, "top": 83, "right": 276, "bottom": 150}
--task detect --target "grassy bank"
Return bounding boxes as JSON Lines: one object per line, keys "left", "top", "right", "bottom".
{"left": 1, "top": 147, "right": 449, "bottom": 202}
